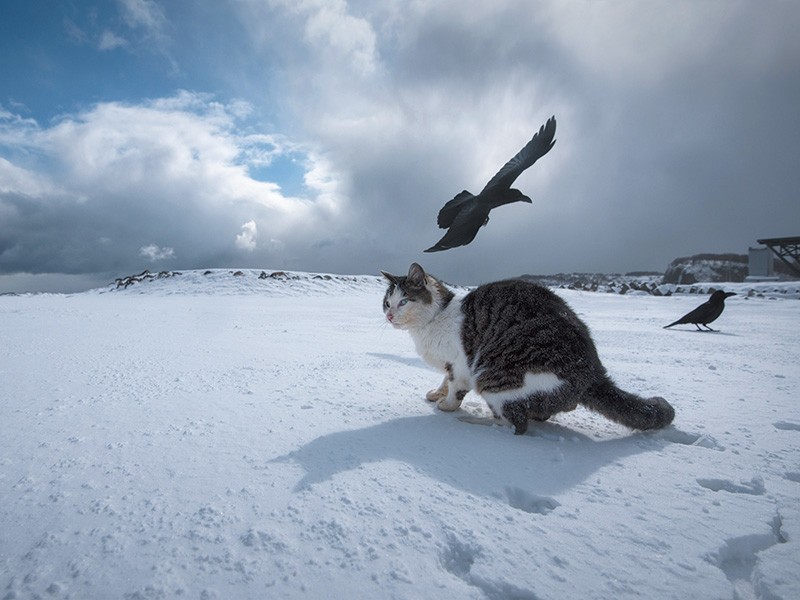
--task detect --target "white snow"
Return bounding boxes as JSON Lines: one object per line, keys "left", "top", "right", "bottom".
{"left": 2, "top": 269, "right": 799, "bottom": 600}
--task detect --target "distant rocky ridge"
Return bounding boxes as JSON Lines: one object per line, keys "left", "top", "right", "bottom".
{"left": 519, "top": 272, "right": 663, "bottom": 293}
{"left": 662, "top": 253, "right": 749, "bottom": 284}
{"left": 115, "top": 270, "right": 183, "bottom": 289}
{"left": 663, "top": 252, "right": 797, "bottom": 284}
{"left": 107, "top": 262, "right": 800, "bottom": 300}
{"left": 519, "top": 273, "right": 798, "bottom": 298}
{"left": 114, "top": 268, "right": 355, "bottom": 290}
{"left": 109, "top": 268, "right": 387, "bottom": 297}
{"left": 520, "top": 253, "right": 798, "bottom": 297}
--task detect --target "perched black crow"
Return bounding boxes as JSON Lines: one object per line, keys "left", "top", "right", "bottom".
{"left": 424, "top": 116, "right": 556, "bottom": 253}
{"left": 663, "top": 290, "right": 737, "bottom": 331}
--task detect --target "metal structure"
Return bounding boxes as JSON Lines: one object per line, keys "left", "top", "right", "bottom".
{"left": 757, "top": 236, "right": 800, "bottom": 276}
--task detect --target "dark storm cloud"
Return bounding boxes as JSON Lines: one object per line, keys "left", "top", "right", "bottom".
{"left": 255, "top": 0, "right": 800, "bottom": 284}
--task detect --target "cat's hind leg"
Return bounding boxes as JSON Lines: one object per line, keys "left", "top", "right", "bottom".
{"left": 501, "top": 402, "right": 530, "bottom": 435}
{"left": 480, "top": 372, "right": 575, "bottom": 435}
{"left": 501, "top": 395, "right": 572, "bottom": 434}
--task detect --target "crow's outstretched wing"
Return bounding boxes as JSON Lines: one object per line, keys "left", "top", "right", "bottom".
{"left": 425, "top": 202, "right": 490, "bottom": 252}
{"left": 436, "top": 190, "right": 475, "bottom": 229}
{"left": 480, "top": 116, "right": 556, "bottom": 194}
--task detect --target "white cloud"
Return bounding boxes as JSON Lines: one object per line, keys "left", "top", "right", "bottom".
{"left": 240, "top": 0, "right": 380, "bottom": 76}
{"left": 63, "top": 18, "right": 88, "bottom": 44}
{"left": 98, "top": 30, "right": 129, "bottom": 51}
{"left": 235, "top": 220, "right": 258, "bottom": 251}
{"left": 0, "top": 158, "right": 53, "bottom": 196}
{"left": 116, "top": 0, "right": 177, "bottom": 72}
{"left": 119, "top": 0, "right": 168, "bottom": 35}
{"left": 0, "top": 92, "right": 347, "bottom": 276}
{"left": 24, "top": 93, "right": 311, "bottom": 214}
{"left": 139, "top": 244, "right": 175, "bottom": 261}
{"left": 302, "top": 1, "right": 379, "bottom": 75}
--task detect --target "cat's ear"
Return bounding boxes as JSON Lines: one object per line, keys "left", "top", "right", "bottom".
{"left": 380, "top": 270, "right": 399, "bottom": 284}
{"left": 407, "top": 263, "right": 427, "bottom": 287}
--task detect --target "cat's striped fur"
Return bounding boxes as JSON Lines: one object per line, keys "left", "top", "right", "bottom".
{"left": 381, "top": 263, "right": 675, "bottom": 435}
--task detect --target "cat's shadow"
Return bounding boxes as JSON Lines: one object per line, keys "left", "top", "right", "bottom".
{"left": 272, "top": 412, "right": 667, "bottom": 499}
{"left": 366, "top": 351, "right": 429, "bottom": 369}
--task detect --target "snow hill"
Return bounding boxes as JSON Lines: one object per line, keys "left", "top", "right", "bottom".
{"left": 2, "top": 268, "right": 799, "bottom": 599}
{"left": 106, "top": 268, "right": 800, "bottom": 299}
{"left": 109, "top": 268, "right": 389, "bottom": 297}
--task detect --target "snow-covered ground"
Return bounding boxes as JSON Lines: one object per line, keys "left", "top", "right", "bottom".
{"left": 2, "top": 269, "right": 798, "bottom": 600}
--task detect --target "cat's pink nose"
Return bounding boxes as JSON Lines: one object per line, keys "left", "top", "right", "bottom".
{"left": 387, "top": 313, "right": 394, "bottom": 322}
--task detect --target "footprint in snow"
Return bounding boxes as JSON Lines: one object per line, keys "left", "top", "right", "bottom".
{"left": 773, "top": 421, "right": 800, "bottom": 431}
{"left": 504, "top": 486, "right": 560, "bottom": 515}
{"left": 657, "top": 427, "right": 725, "bottom": 451}
{"left": 696, "top": 476, "right": 765, "bottom": 495}
{"left": 440, "top": 535, "right": 539, "bottom": 600}
{"left": 783, "top": 472, "right": 800, "bottom": 484}
{"left": 706, "top": 515, "right": 787, "bottom": 600}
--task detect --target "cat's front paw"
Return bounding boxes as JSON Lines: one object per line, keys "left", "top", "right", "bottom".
{"left": 437, "top": 393, "right": 465, "bottom": 412}
{"left": 426, "top": 389, "right": 447, "bottom": 402}
{"left": 437, "top": 398, "right": 459, "bottom": 411}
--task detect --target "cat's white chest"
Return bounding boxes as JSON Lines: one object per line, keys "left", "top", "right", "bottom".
{"left": 410, "top": 301, "right": 468, "bottom": 376}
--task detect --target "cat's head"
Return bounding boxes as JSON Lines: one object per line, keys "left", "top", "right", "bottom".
{"left": 380, "top": 263, "right": 454, "bottom": 330}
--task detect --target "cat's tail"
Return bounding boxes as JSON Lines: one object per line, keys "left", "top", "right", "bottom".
{"left": 582, "top": 377, "right": 675, "bottom": 430}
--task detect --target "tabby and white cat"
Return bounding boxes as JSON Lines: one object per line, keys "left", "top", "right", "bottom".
{"left": 381, "top": 263, "right": 674, "bottom": 434}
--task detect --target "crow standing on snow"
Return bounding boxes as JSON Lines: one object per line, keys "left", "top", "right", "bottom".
{"left": 424, "top": 116, "right": 556, "bottom": 253}
{"left": 663, "top": 290, "right": 737, "bottom": 331}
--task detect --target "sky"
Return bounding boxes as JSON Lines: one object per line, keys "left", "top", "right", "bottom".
{"left": 1, "top": 0, "right": 799, "bottom": 292}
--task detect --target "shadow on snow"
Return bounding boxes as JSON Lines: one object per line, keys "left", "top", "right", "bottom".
{"left": 272, "top": 412, "right": 675, "bottom": 499}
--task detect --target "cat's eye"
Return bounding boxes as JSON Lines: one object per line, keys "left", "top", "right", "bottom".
{"left": 398, "top": 298, "right": 409, "bottom": 307}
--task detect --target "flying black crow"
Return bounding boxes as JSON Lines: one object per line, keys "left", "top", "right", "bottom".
{"left": 424, "top": 116, "right": 556, "bottom": 252}
{"left": 663, "top": 290, "right": 737, "bottom": 331}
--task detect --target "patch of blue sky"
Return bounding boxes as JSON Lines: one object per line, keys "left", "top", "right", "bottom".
{"left": 1, "top": 2, "right": 171, "bottom": 122}
{"left": 246, "top": 152, "right": 308, "bottom": 199}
